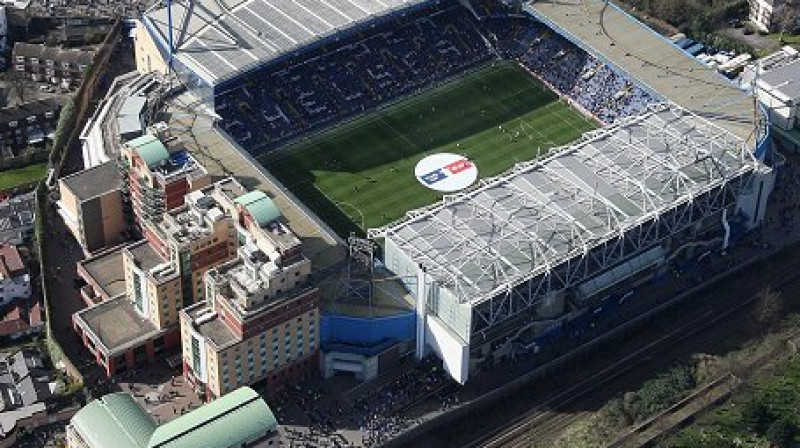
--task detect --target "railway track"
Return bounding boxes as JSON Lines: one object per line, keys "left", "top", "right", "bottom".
{"left": 458, "top": 253, "right": 800, "bottom": 448}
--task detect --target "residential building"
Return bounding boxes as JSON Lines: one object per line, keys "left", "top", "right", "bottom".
{"left": 0, "top": 300, "right": 42, "bottom": 339}
{"left": 181, "top": 178, "right": 318, "bottom": 399}
{"left": 11, "top": 42, "right": 95, "bottom": 88}
{"left": 72, "top": 183, "right": 238, "bottom": 377}
{"left": 0, "top": 192, "right": 34, "bottom": 245}
{"left": 117, "top": 133, "right": 211, "bottom": 231}
{"left": 66, "top": 386, "right": 280, "bottom": 448}
{"left": 749, "top": 0, "right": 800, "bottom": 32}
{"left": 0, "top": 98, "right": 66, "bottom": 153}
{"left": 0, "top": 349, "right": 53, "bottom": 447}
{"left": 0, "top": 243, "right": 29, "bottom": 306}
{"left": 58, "top": 162, "right": 126, "bottom": 254}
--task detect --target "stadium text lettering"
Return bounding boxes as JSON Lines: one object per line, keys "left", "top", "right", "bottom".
{"left": 419, "top": 158, "right": 474, "bottom": 185}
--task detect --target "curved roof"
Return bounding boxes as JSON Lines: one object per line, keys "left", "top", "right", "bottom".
{"left": 234, "top": 190, "right": 282, "bottom": 226}
{"left": 142, "top": 0, "right": 432, "bottom": 85}
{"left": 71, "top": 393, "right": 156, "bottom": 448}
{"left": 128, "top": 133, "right": 169, "bottom": 168}
{"left": 148, "top": 387, "right": 277, "bottom": 448}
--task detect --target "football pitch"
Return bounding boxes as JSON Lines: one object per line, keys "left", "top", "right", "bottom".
{"left": 260, "top": 61, "right": 597, "bottom": 236}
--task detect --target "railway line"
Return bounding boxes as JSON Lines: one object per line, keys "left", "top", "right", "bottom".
{"left": 444, "top": 246, "right": 800, "bottom": 448}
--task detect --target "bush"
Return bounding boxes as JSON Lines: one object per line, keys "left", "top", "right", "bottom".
{"left": 766, "top": 418, "right": 795, "bottom": 447}
{"left": 741, "top": 397, "right": 772, "bottom": 434}
{"left": 638, "top": 364, "right": 697, "bottom": 417}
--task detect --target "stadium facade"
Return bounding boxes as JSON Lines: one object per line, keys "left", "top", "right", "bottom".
{"left": 134, "top": 0, "right": 775, "bottom": 384}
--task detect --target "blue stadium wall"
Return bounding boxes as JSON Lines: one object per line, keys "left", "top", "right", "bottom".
{"left": 320, "top": 312, "right": 416, "bottom": 357}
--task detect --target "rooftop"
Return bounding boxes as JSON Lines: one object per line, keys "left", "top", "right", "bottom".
{"left": 0, "top": 243, "right": 25, "bottom": 278}
{"left": 59, "top": 161, "right": 121, "bottom": 201}
{"left": 69, "top": 392, "right": 156, "bottom": 448}
{"left": 162, "top": 191, "right": 229, "bottom": 246}
{"left": 74, "top": 295, "right": 163, "bottom": 355}
{"left": 758, "top": 59, "right": 800, "bottom": 101}
{"left": 0, "top": 301, "right": 42, "bottom": 337}
{"left": 79, "top": 248, "right": 126, "bottom": 298}
{"left": 0, "top": 349, "right": 51, "bottom": 436}
{"left": 208, "top": 250, "right": 310, "bottom": 317}
{"left": 12, "top": 42, "right": 95, "bottom": 65}
{"left": 525, "top": 0, "right": 759, "bottom": 143}
{"left": 70, "top": 387, "right": 276, "bottom": 448}
{"left": 371, "top": 103, "right": 763, "bottom": 304}
{"left": 128, "top": 133, "right": 170, "bottom": 168}
{"left": 142, "top": 0, "right": 430, "bottom": 85}
{"left": 149, "top": 386, "right": 276, "bottom": 448}
{"left": 0, "top": 97, "right": 65, "bottom": 125}
{"left": 234, "top": 190, "right": 281, "bottom": 227}
{"left": 184, "top": 304, "right": 237, "bottom": 348}
{"left": 0, "top": 193, "right": 35, "bottom": 244}
{"left": 126, "top": 240, "right": 166, "bottom": 272}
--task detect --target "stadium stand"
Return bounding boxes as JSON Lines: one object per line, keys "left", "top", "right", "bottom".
{"left": 214, "top": 2, "right": 659, "bottom": 154}
{"left": 216, "top": 5, "right": 493, "bottom": 151}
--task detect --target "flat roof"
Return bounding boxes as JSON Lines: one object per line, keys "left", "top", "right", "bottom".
{"left": 60, "top": 161, "right": 121, "bottom": 201}
{"left": 371, "top": 104, "right": 762, "bottom": 304}
{"left": 185, "top": 306, "right": 237, "bottom": 348}
{"left": 143, "top": 0, "right": 431, "bottom": 85}
{"left": 80, "top": 248, "right": 126, "bottom": 298}
{"left": 525, "top": 0, "right": 758, "bottom": 143}
{"left": 126, "top": 241, "right": 165, "bottom": 271}
{"left": 759, "top": 59, "right": 800, "bottom": 100}
{"left": 75, "top": 295, "right": 163, "bottom": 355}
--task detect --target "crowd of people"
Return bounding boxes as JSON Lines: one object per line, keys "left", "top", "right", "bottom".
{"left": 218, "top": 1, "right": 659, "bottom": 155}
{"left": 509, "top": 23, "right": 657, "bottom": 124}
{"left": 355, "top": 361, "right": 454, "bottom": 447}
{"left": 217, "top": 5, "right": 492, "bottom": 152}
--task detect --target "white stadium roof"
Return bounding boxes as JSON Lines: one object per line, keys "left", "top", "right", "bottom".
{"left": 143, "top": 0, "right": 430, "bottom": 85}
{"left": 369, "top": 103, "right": 763, "bottom": 305}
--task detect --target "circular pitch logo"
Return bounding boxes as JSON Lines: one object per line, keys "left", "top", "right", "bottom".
{"left": 415, "top": 153, "right": 478, "bottom": 193}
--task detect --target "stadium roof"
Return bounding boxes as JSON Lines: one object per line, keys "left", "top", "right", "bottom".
{"left": 143, "top": 0, "right": 430, "bottom": 85}
{"left": 369, "top": 103, "right": 763, "bottom": 304}
{"left": 525, "top": 0, "right": 760, "bottom": 144}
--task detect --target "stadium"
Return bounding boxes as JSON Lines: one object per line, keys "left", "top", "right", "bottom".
{"left": 136, "top": 0, "right": 775, "bottom": 383}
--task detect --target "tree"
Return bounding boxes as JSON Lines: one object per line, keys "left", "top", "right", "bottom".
{"left": 742, "top": 397, "right": 772, "bottom": 434}
{"left": 775, "top": 4, "right": 799, "bottom": 41}
{"left": 766, "top": 418, "right": 795, "bottom": 448}
{"left": 3, "top": 69, "right": 34, "bottom": 104}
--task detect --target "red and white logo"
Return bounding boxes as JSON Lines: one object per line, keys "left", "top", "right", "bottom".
{"left": 415, "top": 153, "right": 478, "bottom": 193}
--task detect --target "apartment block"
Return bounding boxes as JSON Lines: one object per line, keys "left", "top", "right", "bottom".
{"left": 117, "top": 133, "right": 210, "bottom": 231}
{"left": 180, "top": 178, "right": 318, "bottom": 399}
{"left": 58, "top": 162, "right": 126, "bottom": 254}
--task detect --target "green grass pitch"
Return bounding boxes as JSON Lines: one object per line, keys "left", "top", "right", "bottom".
{"left": 260, "top": 61, "right": 597, "bottom": 236}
